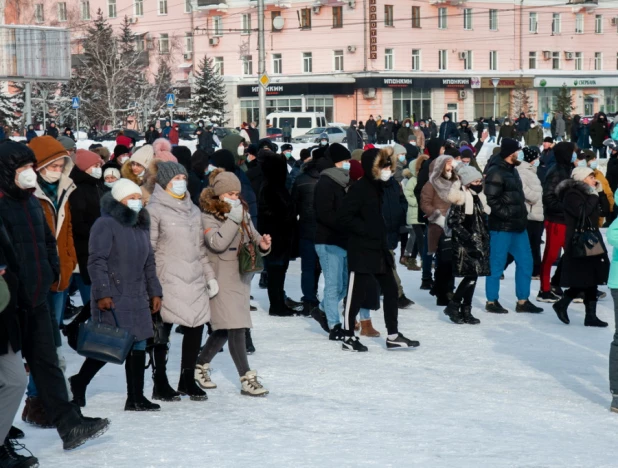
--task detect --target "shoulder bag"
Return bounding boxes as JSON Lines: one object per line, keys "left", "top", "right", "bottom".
{"left": 238, "top": 219, "right": 264, "bottom": 275}
{"left": 570, "top": 209, "right": 606, "bottom": 258}
{"left": 77, "top": 308, "right": 134, "bottom": 365}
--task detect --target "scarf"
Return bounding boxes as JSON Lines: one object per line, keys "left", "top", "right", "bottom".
{"left": 38, "top": 175, "right": 60, "bottom": 210}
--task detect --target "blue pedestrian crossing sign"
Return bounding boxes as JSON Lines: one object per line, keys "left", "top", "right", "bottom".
{"left": 72, "top": 97, "right": 80, "bottom": 109}
{"left": 166, "top": 93, "right": 175, "bottom": 108}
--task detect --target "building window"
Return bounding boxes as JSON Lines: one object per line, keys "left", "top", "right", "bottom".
{"left": 411, "top": 6, "right": 421, "bottom": 28}
{"left": 185, "top": 32, "right": 193, "bottom": 54}
{"left": 595, "top": 52, "right": 603, "bottom": 70}
{"left": 108, "top": 0, "right": 116, "bottom": 18}
{"left": 463, "top": 50, "right": 472, "bottom": 70}
{"left": 538, "top": 88, "right": 561, "bottom": 117}
{"left": 385, "top": 48, "right": 394, "bottom": 70}
{"left": 392, "top": 88, "right": 432, "bottom": 123}
{"left": 529, "top": 51, "right": 536, "bottom": 69}
{"left": 474, "top": 89, "right": 511, "bottom": 119}
{"left": 214, "top": 57, "right": 224, "bottom": 75}
{"left": 34, "top": 3, "right": 44, "bottom": 22}
{"left": 159, "top": 0, "right": 167, "bottom": 15}
{"left": 333, "top": 50, "right": 344, "bottom": 71}
{"left": 332, "top": 6, "right": 343, "bottom": 28}
{"left": 213, "top": 16, "right": 223, "bottom": 36}
{"left": 159, "top": 34, "right": 169, "bottom": 54}
{"left": 438, "top": 8, "right": 447, "bottom": 29}
{"left": 242, "top": 55, "right": 253, "bottom": 75}
{"left": 273, "top": 53, "right": 282, "bottom": 74}
{"left": 575, "top": 52, "right": 583, "bottom": 71}
{"left": 242, "top": 14, "right": 251, "bottom": 34}
{"left": 439, "top": 49, "right": 447, "bottom": 70}
{"left": 552, "top": 13, "right": 561, "bottom": 34}
{"left": 489, "top": 50, "right": 498, "bottom": 71}
{"left": 303, "top": 52, "right": 312, "bottom": 73}
{"left": 134, "top": 0, "right": 143, "bottom": 17}
{"left": 185, "top": 0, "right": 191, "bottom": 13}
{"left": 81, "top": 1, "right": 90, "bottom": 20}
{"left": 529, "top": 12, "right": 537, "bottom": 33}
{"left": 575, "top": 13, "right": 584, "bottom": 33}
{"left": 489, "top": 9, "right": 498, "bottom": 31}
{"left": 411, "top": 49, "right": 420, "bottom": 71}
{"left": 135, "top": 35, "right": 145, "bottom": 51}
{"left": 300, "top": 9, "right": 311, "bottom": 29}
{"left": 552, "top": 51, "right": 560, "bottom": 70}
{"left": 271, "top": 11, "right": 281, "bottom": 31}
{"left": 57, "top": 2, "right": 67, "bottom": 21}
{"left": 385, "top": 5, "right": 394, "bottom": 26}
{"left": 596, "top": 15, "right": 603, "bottom": 34}
{"left": 463, "top": 9, "right": 472, "bottom": 30}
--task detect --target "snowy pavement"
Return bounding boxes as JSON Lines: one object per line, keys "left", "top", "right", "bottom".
{"left": 15, "top": 255, "right": 618, "bottom": 468}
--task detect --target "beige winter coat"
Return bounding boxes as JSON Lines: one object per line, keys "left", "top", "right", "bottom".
{"left": 200, "top": 188, "right": 269, "bottom": 331}
{"left": 146, "top": 184, "right": 215, "bottom": 327}
{"left": 516, "top": 161, "right": 544, "bottom": 222}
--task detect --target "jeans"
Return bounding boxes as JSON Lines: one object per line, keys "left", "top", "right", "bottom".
{"left": 594, "top": 145, "right": 607, "bottom": 159}
{"left": 48, "top": 290, "right": 68, "bottom": 346}
{"left": 486, "top": 230, "right": 533, "bottom": 302}
{"left": 315, "top": 244, "right": 347, "bottom": 328}
{"left": 488, "top": 136, "right": 496, "bottom": 143}
{"left": 298, "top": 238, "right": 321, "bottom": 304}
{"left": 368, "top": 134, "right": 376, "bottom": 144}
{"left": 72, "top": 273, "right": 92, "bottom": 305}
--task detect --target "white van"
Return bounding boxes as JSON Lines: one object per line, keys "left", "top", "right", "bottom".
{"left": 267, "top": 112, "right": 328, "bottom": 138}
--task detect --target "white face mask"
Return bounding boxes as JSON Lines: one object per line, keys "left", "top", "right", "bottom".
{"left": 530, "top": 124, "right": 536, "bottom": 128}
{"left": 380, "top": 169, "right": 392, "bottom": 181}
{"left": 41, "top": 170, "right": 62, "bottom": 184}
{"left": 171, "top": 180, "right": 187, "bottom": 196}
{"left": 127, "top": 199, "right": 143, "bottom": 212}
{"left": 104, "top": 181, "right": 116, "bottom": 188}
{"left": 444, "top": 170, "right": 453, "bottom": 179}
{"left": 451, "top": 160, "right": 460, "bottom": 168}
{"left": 410, "top": 141, "right": 417, "bottom": 146}
{"left": 223, "top": 197, "right": 241, "bottom": 208}
{"left": 405, "top": 123, "right": 411, "bottom": 128}
{"left": 119, "top": 156, "right": 130, "bottom": 164}
{"left": 17, "top": 168, "right": 37, "bottom": 189}
{"left": 398, "top": 155, "right": 406, "bottom": 163}
{"left": 320, "top": 140, "right": 328, "bottom": 146}
{"left": 342, "top": 161, "right": 351, "bottom": 171}
{"left": 238, "top": 146, "right": 245, "bottom": 156}
{"left": 89, "top": 167, "right": 102, "bottom": 179}
{"left": 138, "top": 170, "right": 145, "bottom": 177}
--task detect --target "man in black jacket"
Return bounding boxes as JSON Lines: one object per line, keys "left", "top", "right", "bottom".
{"left": 338, "top": 147, "right": 420, "bottom": 351}
{"left": 0, "top": 141, "right": 109, "bottom": 451}
{"left": 365, "top": 115, "right": 377, "bottom": 144}
{"left": 484, "top": 138, "right": 543, "bottom": 314}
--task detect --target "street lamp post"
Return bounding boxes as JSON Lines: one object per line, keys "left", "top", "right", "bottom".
{"left": 491, "top": 78, "right": 500, "bottom": 119}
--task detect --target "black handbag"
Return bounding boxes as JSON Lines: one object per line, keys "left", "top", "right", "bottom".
{"left": 77, "top": 308, "right": 134, "bottom": 365}
{"left": 571, "top": 210, "right": 606, "bottom": 259}
{"left": 150, "top": 312, "right": 169, "bottom": 347}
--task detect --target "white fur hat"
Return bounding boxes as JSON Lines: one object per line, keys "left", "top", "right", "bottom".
{"left": 111, "top": 178, "right": 142, "bottom": 202}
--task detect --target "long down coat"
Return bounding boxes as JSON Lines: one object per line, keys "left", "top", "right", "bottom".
{"left": 200, "top": 188, "right": 269, "bottom": 330}
{"left": 146, "top": 184, "right": 215, "bottom": 327}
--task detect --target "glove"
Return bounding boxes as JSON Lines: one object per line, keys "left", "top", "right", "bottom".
{"left": 434, "top": 214, "right": 446, "bottom": 229}
{"left": 207, "top": 279, "right": 219, "bottom": 298}
{"left": 227, "top": 204, "right": 243, "bottom": 224}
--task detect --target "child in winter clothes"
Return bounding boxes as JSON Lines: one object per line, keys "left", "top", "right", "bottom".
{"left": 196, "top": 169, "right": 271, "bottom": 396}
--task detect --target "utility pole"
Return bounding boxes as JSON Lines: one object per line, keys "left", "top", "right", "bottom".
{"left": 257, "top": 0, "right": 266, "bottom": 138}
{"left": 24, "top": 82, "right": 32, "bottom": 128}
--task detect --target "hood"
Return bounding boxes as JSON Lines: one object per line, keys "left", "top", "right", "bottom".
{"left": 199, "top": 186, "right": 231, "bottom": 222}
{"left": 221, "top": 133, "right": 244, "bottom": 155}
{"left": 0, "top": 141, "right": 37, "bottom": 199}
{"left": 100, "top": 192, "right": 150, "bottom": 228}
{"left": 426, "top": 139, "right": 444, "bottom": 160}
{"left": 429, "top": 155, "right": 454, "bottom": 183}
{"left": 573, "top": 115, "right": 581, "bottom": 124}
{"left": 520, "top": 113, "right": 526, "bottom": 118}
{"left": 403, "top": 118, "right": 412, "bottom": 125}
{"left": 460, "top": 120, "right": 468, "bottom": 127}
{"left": 598, "top": 112, "right": 608, "bottom": 121}
{"left": 148, "top": 183, "right": 193, "bottom": 214}
{"left": 210, "top": 149, "right": 236, "bottom": 172}
{"left": 361, "top": 147, "right": 396, "bottom": 181}
{"left": 261, "top": 152, "right": 288, "bottom": 188}
{"left": 555, "top": 113, "right": 563, "bottom": 121}
{"left": 258, "top": 138, "right": 278, "bottom": 153}
{"left": 350, "top": 120, "right": 357, "bottom": 126}
{"left": 443, "top": 113, "right": 452, "bottom": 121}
{"left": 555, "top": 178, "right": 591, "bottom": 202}
{"left": 553, "top": 141, "right": 575, "bottom": 166}
{"left": 121, "top": 159, "right": 143, "bottom": 186}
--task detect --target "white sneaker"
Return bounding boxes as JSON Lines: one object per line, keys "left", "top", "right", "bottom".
{"left": 194, "top": 363, "right": 217, "bottom": 389}
{"left": 240, "top": 370, "right": 269, "bottom": 397}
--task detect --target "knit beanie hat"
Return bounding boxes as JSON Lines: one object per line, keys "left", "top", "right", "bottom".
{"left": 112, "top": 178, "right": 142, "bottom": 202}
{"left": 326, "top": 143, "right": 351, "bottom": 164}
{"left": 523, "top": 146, "right": 540, "bottom": 163}
{"left": 29, "top": 136, "right": 68, "bottom": 170}
{"left": 351, "top": 149, "right": 364, "bottom": 161}
{"left": 56, "top": 135, "right": 75, "bottom": 151}
{"left": 363, "top": 143, "right": 375, "bottom": 151}
{"left": 572, "top": 166, "right": 594, "bottom": 182}
{"left": 457, "top": 166, "right": 483, "bottom": 186}
{"left": 500, "top": 138, "right": 521, "bottom": 158}
{"left": 349, "top": 159, "right": 364, "bottom": 182}
{"left": 393, "top": 143, "right": 406, "bottom": 156}
{"left": 116, "top": 135, "right": 132, "bottom": 148}
{"left": 130, "top": 144, "right": 154, "bottom": 168}
{"left": 210, "top": 168, "right": 241, "bottom": 196}
{"left": 461, "top": 149, "right": 474, "bottom": 161}
{"left": 155, "top": 161, "right": 188, "bottom": 188}
{"left": 75, "top": 149, "right": 102, "bottom": 171}
{"left": 299, "top": 148, "right": 311, "bottom": 161}
{"left": 92, "top": 146, "right": 111, "bottom": 162}
{"left": 113, "top": 144, "right": 130, "bottom": 158}
{"left": 154, "top": 150, "right": 178, "bottom": 163}
{"left": 104, "top": 167, "right": 121, "bottom": 180}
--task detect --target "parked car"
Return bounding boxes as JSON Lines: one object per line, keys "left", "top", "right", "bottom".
{"left": 94, "top": 129, "right": 144, "bottom": 142}
{"left": 267, "top": 127, "right": 283, "bottom": 142}
{"left": 214, "top": 127, "right": 239, "bottom": 140}
{"left": 267, "top": 112, "right": 328, "bottom": 138}
{"left": 293, "top": 127, "right": 326, "bottom": 143}
{"left": 157, "top": 120, "right": 198, "bottom": 140}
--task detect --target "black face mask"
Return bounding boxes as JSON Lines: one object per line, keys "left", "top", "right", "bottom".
{"left": 469, "top": 184, "right": 483, "bottom": 194}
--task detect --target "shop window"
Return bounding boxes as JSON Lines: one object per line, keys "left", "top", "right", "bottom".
{"left": 463, "top": 9, "right": 472, "bottom": 30}
{"left": 529, "top": 51, "right": 537, "bottom": 69}
{"left": 538, "top": 88, "right": 561, "bottom": 116}
{"left": 392, "top": 88, "right": 432, "bottom": 122}
{"left": 605, "top": 89, "right": 618, "bottom": 114}
{"left": 333, "top": 7, "right": 343, "bottom": 28}
{"left": 300, "top": 9, "right": 312, "bottom": 29}
{"left": 438, "top": 8, "right": 447, "bottom": 29}
{"left": 474, "top": 88, "right": 511, "bottom": 119}
{"left": 489, "top": 9, "right": 498, "bottom": 31}
{"left": 411, "top": 6, "right": 421, "bottom": 28}
{"left": 385, "top": 5, "right": 394, "bottom": 27}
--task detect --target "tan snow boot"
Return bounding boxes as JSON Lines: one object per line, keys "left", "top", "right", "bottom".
{"left": 240, "top": 370, "right": 269, "bottom": 397}
{"left": 360, "top": 319, "right": 381, "bottom": 337}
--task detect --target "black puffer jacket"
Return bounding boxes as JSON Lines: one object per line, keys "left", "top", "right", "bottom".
{"left": 414, "top": 138, "right": 444, "bottom": 223}
{"left": 542, "top": 142, "right": 574, "bottom": 224}
{"left": 314, "top": 163, "right": 349, "bottom": 249}
{"left": 484, "top": 157, "right": 527, "bottom": 232}
{"left": 291, "top": 160, "right": 320, "bottom": 241}
{"left": 69, "top": 165, "right": 105, "bottom": 285}
{"left": 458, "top": 121, "right": 474, "bottom": 144}
{"left": 0, "top": 141, "right": 59, "bottom": 308}
{"left": 382, "top": 177, "right": 407, "bottom": 250}
{"left": 0, "top": 215, "right": 22, "bottom": 355}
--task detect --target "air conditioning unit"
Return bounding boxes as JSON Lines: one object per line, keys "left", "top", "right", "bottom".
{"left": 362, "top": 88, "right": 377, "bottom": 99}
{"left": 312, "top": 5, "right": 321, "bottom": 14}
{"left": 459, "top": 90, "right": 466, "bottom": 99}
{"left": 458, "top": 52, "right": 467, "bottom": 60}
{"left": 147, "top": 41, "right": 155, "bottom": 50}
{"left": 348, "top": 0, "right": 356, "bottom": 8}
{"left": 184, "top": 53, "right": 192, "bottom": 60}
{"left": 129, "top": 17, "right": 138, "bottom": 24}
{"left": 543, "top": 50, "right": 551, "bottom": 60}
{"left": 612, "top": 17, "right": 617, "bottom": 26}
{"left": 347, "top": 45, "right": 356, "bottom": 53}
{"left": 565, "top": 51, "right": 574, "bottom": 60}
{"left": 209, "top": 37, "right": 220, "bottom": 46}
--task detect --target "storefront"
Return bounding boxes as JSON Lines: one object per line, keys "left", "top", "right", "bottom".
{"left": 471, "top": 78, "right": 535, "bottom": 119}
{"left": 534, "top": 77, "right": 618, "bottom": 116}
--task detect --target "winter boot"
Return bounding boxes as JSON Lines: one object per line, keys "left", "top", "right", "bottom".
{"left": 284, "top": 297, "right": 304, "bottom": 312}
{"left": 584, "top": 301, "right": 608, "bottom": 327}
{"left": 443, "top": 301, "right": 464, "bottom": 324}
{"left": 552, "top": 295, "right": 573, "bottom": 325}
{"left": 177, "top": 368, "right": 208, "bottom": 401}
{"left": 420, "top": 279, "right": 433, "bottom": 290}
{"left": 611, "top": 395, "right": 618, "bottom": 413}
{"left": 59, "top": 416, "right": 110, "bottom": 451}
{"left": 8, "top": 427, "right": 24, "bottom": 440}
{"left": 245, "top": 328, "right": 256, "bottom": 354}
{"left": 0, "top": 437, "right": 39, "bottom": 468}
{"left": 151, "top": 346, "right": 181, "bottom": 402}
{"left": 310, "top": 306, "right": 329, "bottom": 333}
{"left": 21, "top": 397, "right": 54, "bottom": 429}
{"left": 461, "top": 305, "right": 480, "bottom": 325}
{"left": 268, "top": 267, "right": 297, "bottom": 316}
{"left": 300, "top": 301, "right": 317, "bottom": 317}
{"left": 328, "top": 324, "right": 345, "bottom": 341}
{"left": 195, "top": 363, "right": 217, "bottom": 389}
{"left": 397, "top": 294, "right": 414, "bottom": 309}
{"left": 240, "top": 370, "right": 269, "bottom": 397}
{"left": 258, "top": 271, "right": 268, "bottom": 289}
{"left": 407, "top": 258, "right": 421, "bottom": 271}
{"left": 125, "top": 350, "right": 160, "bottom": 411}
{"left": 69, "top": 358, "right": 107, "bottom": 408}
{"left": 360, "top": 319, "right": 380, "bottom": 337}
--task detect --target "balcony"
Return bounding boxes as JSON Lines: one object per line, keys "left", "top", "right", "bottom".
{"left": 429, "top": 0, "right": 467, "bottom": 5}
{"left": 196, "top": 0, "right": 227, "bottom": 10}
{"left": 569, "top": 0, "right": 598, "bottom": 12}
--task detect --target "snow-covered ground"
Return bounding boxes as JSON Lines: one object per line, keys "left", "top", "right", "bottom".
{"left": 14, "top": 252, "right": 618, "bottom": 467}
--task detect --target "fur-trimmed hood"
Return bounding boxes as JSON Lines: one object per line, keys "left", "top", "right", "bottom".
{"left": 361, "top": 147, "right": 396, "bottom": 181}
{"left": 429, "top": 156, "right": 465, "bottom": 205}
{"left": 99, "top": 192, "right": 150, "bottom": 228}
{"left": 121, "top": 159, "right": 142, "bottom": 185}
{"left": 199, "top": 187, "right": 231, "bottom": 221}
{"left": 556, "top": 178, "right": 595, "bottom": 201}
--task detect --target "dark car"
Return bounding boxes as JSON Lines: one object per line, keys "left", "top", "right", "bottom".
{"left": 94, "top": 128, "right": 144, "bottom": 142}
{"left": 267, "top": 127, "right": 283, "bottom": 142}
{"left": 213, "top": 127, "right": 239, "bottom": 140}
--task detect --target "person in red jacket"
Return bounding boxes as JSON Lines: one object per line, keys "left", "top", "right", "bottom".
{"left": 169, "top": 124, "right": 180, "bottom": 146}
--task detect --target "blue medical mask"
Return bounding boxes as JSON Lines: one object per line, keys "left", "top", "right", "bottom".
{"left": 398, "top": 155, "right": 406, "bottom": 163}
{"left": 342, "top": 161, "right": 351, "bottom": 171}
{"left": 533, "top": 159, "right": 540, "bottom": 167}
{"left": 205, "top": 164, "right": 216, "bottom": 175}
{"left": 571, "top": 152, "right": 578, "bottom": 163}
{"left": 590, "top": 160, "right": 598, "bottom": 170}
{"left": 127, "top": 199, "right": 143, "bottom": 212}
{"left": 284, "top": 151, "right": 293, "bottom": 159}
{"left": 171, "top": 180, "right": 187, "bottom": 196}
{"left": 517, "top": 150, "right": 525, "bottom": 161}
{"left": 104, "top": 181, "right": 116, "bottom": 189}
{"left": 577, "top": 160, "right": 587, "bottom": 167}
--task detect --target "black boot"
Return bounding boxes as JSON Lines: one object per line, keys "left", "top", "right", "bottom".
{"left": 461, "top": 305, "right": 480, "bottom": 325}
{"left": 443, "top": 301, "right": 464, "bottom": 324}
{"left": 125, "top": 350, "right": 161, "bottom": 411}
{"left": 177, "top": 369, "right": 208, "bottom": 401}
{"left": 552, "top": 295, "right": 573, "bottom": 325}
{"left": 584, "top": 301, "right": 608, "bottom": 327}
{"left": 62, "top": 301, "right": 91, "bottom": 351}
{"left": 151, "top": 346, "right": 181, "bottom": 402}
{"left": 69, "top": 358, "right": 106, "bottom": 408}
{"left": 0, "top": 437, "right": 39, "bottom": 467}
{"left": 267, "top": 266, "right": 296, "bottom": 317}
{"left": 245, "top": 328, "right": 256, "bottom": 355}
{"left": 258, "top": 271, "right": 268, "bottom": 289}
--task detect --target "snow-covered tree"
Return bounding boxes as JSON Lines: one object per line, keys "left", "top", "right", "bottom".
{"left": 554, "top": 85, "right": 574, "bottom": 119}
{"left": 149, "top": 58, "right": 174, "bottom": 120}
{"left": 512, "top": 83, "right": 534, "bottom": 119}
{"left": 189, "top": 55, "right": 227, "bottom": 125}
{"left": 0, "top": 81, "right": 25, "bottom": 131}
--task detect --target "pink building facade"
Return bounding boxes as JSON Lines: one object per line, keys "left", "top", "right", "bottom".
{"left": 9, "top": 0, "right": 618, "bottom": 126}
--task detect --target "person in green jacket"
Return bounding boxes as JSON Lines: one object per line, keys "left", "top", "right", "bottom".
{"left": 525, "top": 120, "right": 544, "bottom": 149}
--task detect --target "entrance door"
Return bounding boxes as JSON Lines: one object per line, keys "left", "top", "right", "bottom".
{"left": 584, "top": 97, "right": 595, "bottom": 115}
{"left": 447, "top": 103, "right": 458, "bottom": 123}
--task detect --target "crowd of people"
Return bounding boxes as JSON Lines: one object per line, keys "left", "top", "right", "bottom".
{"left": 2, "top": 111, "right": 618, "bottom": 467}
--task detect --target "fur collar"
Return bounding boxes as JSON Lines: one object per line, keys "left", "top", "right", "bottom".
{"left": 199, "top": 187, "right": 231, "bottom": 221}
{"left": 100, "top": 192, "right": 150, "bottom": 228}
{"left": 430, "top": 156, "right": 460, "bottom": 203}
{"left": 555, "top": 178, "right": 594, "bottom": 201}
{"left": 120, "top": 160, "right": 142, "bottom": 186}
{"left": 370, "top": 149, "right": 396, "bottom": 180}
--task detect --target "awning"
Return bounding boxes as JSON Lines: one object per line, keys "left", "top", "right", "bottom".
{"left": 584, "top": 94, "right": 601, "bottom": 99}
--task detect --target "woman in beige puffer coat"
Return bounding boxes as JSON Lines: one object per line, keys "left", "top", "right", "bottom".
{"left": 146, "top": 161, "right": 217, "bottom": 402}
